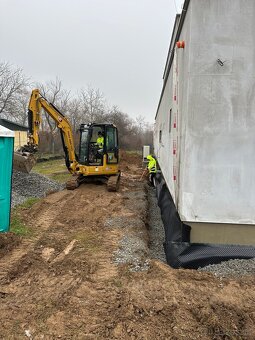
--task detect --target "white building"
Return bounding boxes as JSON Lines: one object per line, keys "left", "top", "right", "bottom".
{"left": 154, "top": 0, "right": 255, "bottom": 268}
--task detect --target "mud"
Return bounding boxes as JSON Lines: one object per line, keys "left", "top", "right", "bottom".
{"left": 0, "top": 152, "right": 254, "bottom": 339}
{"left": 0, "top": 232, "right": 21, "bottom": 258}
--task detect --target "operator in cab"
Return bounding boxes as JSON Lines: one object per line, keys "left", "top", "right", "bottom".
{"left": 97, "top": 131, "right": 104, "bottom": 149}
{"left": 96, "top": 131, "right": 104, "bottom": 160}
{"left": 147, "top": 154, "right": 157, "bottom": 187}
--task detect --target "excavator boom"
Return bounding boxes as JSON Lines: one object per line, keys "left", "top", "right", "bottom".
{"left": 14, "top": 89, "right": 78, "bottom": 174}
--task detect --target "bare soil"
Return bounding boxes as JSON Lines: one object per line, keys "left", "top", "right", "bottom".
{"left": 0, "top": 233, "right": 21, "bottom": 258}
{"left": 0, "top": 152, "right": 254, "bottom": 339}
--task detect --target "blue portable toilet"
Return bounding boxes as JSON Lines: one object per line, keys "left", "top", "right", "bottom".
{"left": 0, "top": 125, "right": 14, "bottom": 232}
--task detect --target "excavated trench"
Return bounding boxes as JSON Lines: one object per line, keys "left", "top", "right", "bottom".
{"left": 146, "top": 185, "right": 166, "bottom": 263}
{"left": 112, "top": 180, "right": 255, "bottom": 277}
{"left": 108, "top": 181, "right": 167, "bottom": 271}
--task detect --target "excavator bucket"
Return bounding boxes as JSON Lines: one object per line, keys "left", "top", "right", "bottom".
{"left": 13, "top": 151, "right": 37, "bottom": 173}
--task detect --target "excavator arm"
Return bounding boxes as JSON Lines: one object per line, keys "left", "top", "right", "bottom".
{"left": 26, "top": 89, "right": 78, "bottom": 172}
{"left": 14, "top": 89, "right": 79, "bottom": 174}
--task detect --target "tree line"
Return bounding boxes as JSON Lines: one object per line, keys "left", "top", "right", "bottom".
{"left": 0, "top": 61, "right": 153, "bottom": 153}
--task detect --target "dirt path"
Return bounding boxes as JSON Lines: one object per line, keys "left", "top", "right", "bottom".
{"left": 0, "top": 153, "right": 254, "bottom": 339}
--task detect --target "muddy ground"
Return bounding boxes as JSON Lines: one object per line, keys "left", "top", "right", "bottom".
{"left": 0, "top": 152, "right": 254, "bottom": 339}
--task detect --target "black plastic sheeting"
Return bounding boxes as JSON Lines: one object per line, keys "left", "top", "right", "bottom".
{"left": 155, "top": 173, "right": 255, "bottom": 269}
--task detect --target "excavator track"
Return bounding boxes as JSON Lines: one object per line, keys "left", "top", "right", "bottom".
{"left": 107, "top": 173, "right": 121, "bottom": 192}
{"left": 66, "top": 175, "right": 80, "bottom": 190}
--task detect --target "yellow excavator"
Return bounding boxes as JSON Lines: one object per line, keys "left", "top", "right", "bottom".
{"left": 14, "top": 89, "right": 121, "bottom": 191}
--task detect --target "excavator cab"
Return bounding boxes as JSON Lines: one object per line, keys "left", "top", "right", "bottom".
{"left": 79, "top": 123, "right": 119, "bottom": 167}
{"left": 66, "top": 122, "right": 121, "bottom": 190}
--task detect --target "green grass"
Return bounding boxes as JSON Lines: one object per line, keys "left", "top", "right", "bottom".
{"left": 33, "top": 159, "right": 71, "bottom": 183}
{"left": 51, "top": 173, "right": 72, "bottom": 183}
{"left": 10, "top": 214, "right": 31, "bottom": 236}
{"left": 33, "top": 159, "right": 67, "bottom": 175}
{"left": 10, "top": 197, "right": 40, "bottom": 236}
{"left": 19, "top": 197, "right": 40, "bottom": 209}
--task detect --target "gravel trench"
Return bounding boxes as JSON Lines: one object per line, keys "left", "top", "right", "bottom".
{"left": 198, "top": 258, "right": 255, "bottom": 277}
{"left": 146, "top": 185, "right": 166, "bottom": 263}
{"left": 11, "top": 170, "right": 64, "bottom": 208}
{"left": 109, "top": 183, "right": 166, "bottom": 271}
{"left": 109, "top": 188, "right": 150, "bottom": 272}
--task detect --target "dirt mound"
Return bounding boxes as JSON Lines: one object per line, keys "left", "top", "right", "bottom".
{"left": 120, "top": 150, "right": 143, "bottom": 172}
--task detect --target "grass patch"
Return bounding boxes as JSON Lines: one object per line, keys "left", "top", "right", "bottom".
{"left": 51, "top": 172, "right": 72, "bottom": 183}
{"left": 10, "top": 197, "right": 40, "bottom": 236}
{"left": 19, "top": 197, "right": 40, "bottom": 209}
{"left": 10, "top": 213, "right": 32, "bottom": 236}
{"left": 33, "top": 159, "right": 70, "bottom": 183}
{"left": 74, "top": 230, "right": 102, "bottom": 252}
{"left": 33, "top": 159, "right": 67, "bottom": 175}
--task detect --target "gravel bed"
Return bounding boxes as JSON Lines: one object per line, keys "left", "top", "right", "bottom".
{"left": 11, "top": 170, "right": 64, "bottom": 208}
{"left": 113, "top": 234, "right": 150, "bottom": 271}
{"left": 109, "top": 214, "right": 150, "bottom": 270}
{"left": 146, "top": 185, "right": 166, "bottom": 263}
{"left": 111, "top": 184, "right": 167, "bottom": 270}
{"left": 104, "top": 216, "right": 144, "bottom": 229}
{"left": 109, "top": 184, "right": 150, "bottom": 272}
{"left": 199, "top": 258, "right": 255, "bottom": 277}
{"left": 11, "top": 191, "right": 27, "bottom": 208}
{"left": 123, "top": 190, "right": 148, "bottom": 220}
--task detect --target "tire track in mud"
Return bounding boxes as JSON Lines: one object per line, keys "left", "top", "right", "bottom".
{"left": 0, "top": 190, "right": 71, "bottom": 284}
{"left": 91, "top": 229, "right": 121, "bottom": 282}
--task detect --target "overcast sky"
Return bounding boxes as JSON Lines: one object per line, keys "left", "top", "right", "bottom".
{"left": 0, "top": 0, "right": 183, "bottom": 122}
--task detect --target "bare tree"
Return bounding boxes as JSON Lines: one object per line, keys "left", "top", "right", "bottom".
{"left": 66, "top": 97, "right": 81, "bottom": 131}
{"left": 135, "top": 115, "right": 146, "bottom": 133}
{"left": 0, "top": 61, "right": 29, "bottom": 119}
{"left": 79, "top": 86, "right": 106, "bottom": 123}
{"left": 12, "top": 87, "right": 31, "bottom": 125}
{"left": 36, "top": 77, "right": 71, "bottom": 153}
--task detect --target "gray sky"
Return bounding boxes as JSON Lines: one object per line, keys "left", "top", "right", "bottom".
{"left": 0, "top": 0, "right": 183, "bottom": 122}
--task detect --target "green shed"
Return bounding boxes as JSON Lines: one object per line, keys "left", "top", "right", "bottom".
{"left": 0, "top": 125, "right": 14, "bottom": 232}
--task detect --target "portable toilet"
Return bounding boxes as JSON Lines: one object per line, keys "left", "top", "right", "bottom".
{"left": 0, "top": 125, "right": 14, "bottom": 232}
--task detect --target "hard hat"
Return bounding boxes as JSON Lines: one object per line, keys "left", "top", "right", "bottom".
{"left": 147, "top": 155, "right": 153, "bottom": 160}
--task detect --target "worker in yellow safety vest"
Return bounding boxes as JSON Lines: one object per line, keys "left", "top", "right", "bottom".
{"left": 97, "top": 131, "right": 104, "bottom": 149}
{"left": 146, "top": 154, "right": 157, "bottom": 187}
